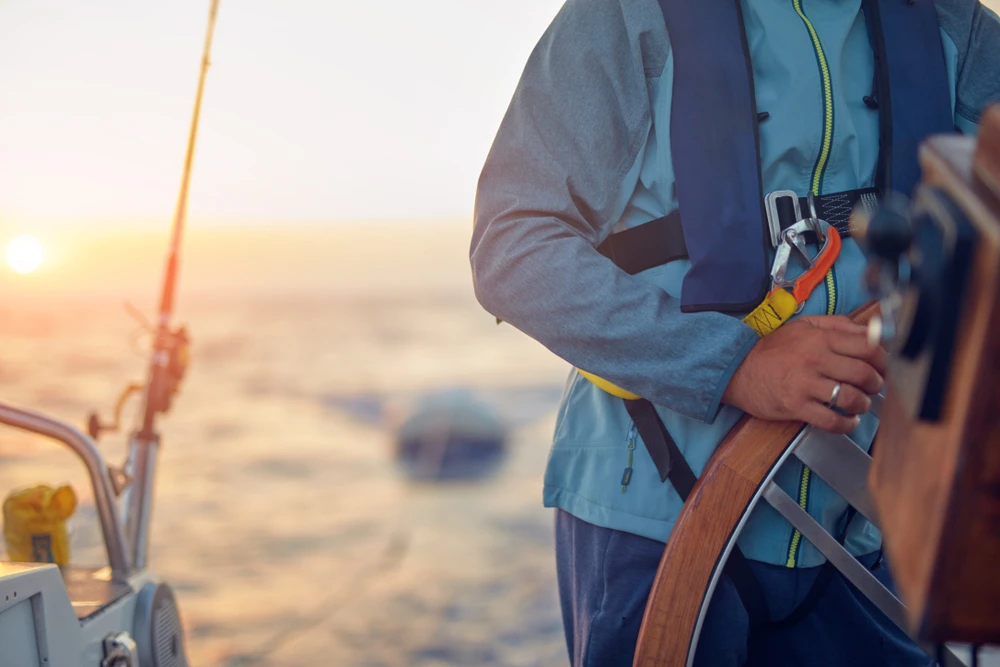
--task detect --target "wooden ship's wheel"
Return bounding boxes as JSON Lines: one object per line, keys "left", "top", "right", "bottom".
{"left": 633, "top": 104, "right": 1000, "bottom": 667}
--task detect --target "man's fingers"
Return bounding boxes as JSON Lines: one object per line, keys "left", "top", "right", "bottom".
{"left": 800, "top": 401, "right": 862, "bottom": 434}
{"left": 824, "top": 328, "right": 879, "bottom": 358}
{"left": 801, "top": 318, "right": 887, "bottom": 372}
{"left": 807, "top": 378, "right": 871, "bottom": 416}
{"left": 727, "top": 314, "right": 890, "bottom": 424}
{"left": 822, "top": 332, "right": 888, "bottom": 379}
{"left": 816, "top": 355, "right": 884, "bottom": 395}
{"left": 800, "top": 315, "right": 868, "bottom": 335}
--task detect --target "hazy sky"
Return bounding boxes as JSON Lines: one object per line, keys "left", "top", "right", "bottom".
{"left": 0, "top": 0, "right": 564, "bottom": 229}
{"left": 4, "top": 1, "right": 998, "bottom": 232}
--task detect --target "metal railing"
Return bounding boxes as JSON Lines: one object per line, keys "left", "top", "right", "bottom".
{"left": 0, "top": 402, "right": 130, "bottom": 578}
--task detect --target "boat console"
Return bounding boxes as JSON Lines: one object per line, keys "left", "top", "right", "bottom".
{"left": 0, "top": 403, "right": 188, "bottom": 667}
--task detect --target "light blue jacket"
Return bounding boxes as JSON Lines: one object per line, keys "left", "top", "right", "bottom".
{"left": 471, "top": 0, "right": 1000, "bottom": 567}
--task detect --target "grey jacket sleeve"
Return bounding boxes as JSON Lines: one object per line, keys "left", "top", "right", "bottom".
{"left": 469, "top": 0, "right": 758, "bottom": 423}
{"left": 938, "top": 0, "right": 1000, "bottom": 133}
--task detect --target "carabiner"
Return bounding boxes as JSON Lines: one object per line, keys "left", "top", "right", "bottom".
{"left": 745, "top": 215, "right": 842, "bottom": 338}
{"left": 769, "top": 217, "right": 841, "bottom": 309}
{"left": 770, "top": 220, "right": 817, "bottom": 288}
{"left": 788, "top": 226, "right": 840, "bottom": 305}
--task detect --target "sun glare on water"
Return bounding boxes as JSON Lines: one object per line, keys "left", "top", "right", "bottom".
{"left": 6, "top": 235, "right": 44, "bottom": 274}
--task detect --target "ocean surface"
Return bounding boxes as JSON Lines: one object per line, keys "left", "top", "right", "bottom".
{"left": 0, "top": 279, "right": 573, "bottom": 666}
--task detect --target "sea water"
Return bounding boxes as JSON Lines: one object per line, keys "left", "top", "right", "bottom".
{"left": 0, "top": 284, "right": 570, "bottom": 666}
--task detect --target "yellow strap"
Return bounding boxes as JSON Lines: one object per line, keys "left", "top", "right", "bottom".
{"left": 742, "top": 288, "right": 798, "bottom": 337}
{"left": 576, "top": 288, "right": 797, "bottom": 399}
{"left": 576, "top": 369, "right": 642, "bottom": 400}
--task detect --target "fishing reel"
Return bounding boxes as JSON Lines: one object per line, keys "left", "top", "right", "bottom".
{"left": 87, "top": 324, "right": 191, "bottom": 442}
{"left": 855, "top": 184, "right": 977, "bottom": 422}
{"left": 148, "top": 325, "right": 191, "bottom": 416}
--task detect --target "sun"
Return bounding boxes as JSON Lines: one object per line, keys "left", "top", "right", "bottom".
{"left": 6, "top": 235, "right": 44, "bottom": 274}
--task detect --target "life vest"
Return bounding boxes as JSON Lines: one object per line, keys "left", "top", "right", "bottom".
{"left": 578, "top": 0, "right": 954, "bottom": 400}
{"left": 578, "top": 0, "right": 956, "bottom": 621}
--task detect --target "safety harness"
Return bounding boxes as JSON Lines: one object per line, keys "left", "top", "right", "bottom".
{"left": 579, "top": 0, "right": 954, "bottom": 627}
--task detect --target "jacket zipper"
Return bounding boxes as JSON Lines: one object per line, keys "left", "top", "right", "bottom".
{"left": 793, "top": 0, "right": 835, "bottom": 194}
{"left": 621, "top": 423, "right": 637, "bottom": 493}
{"left": 786, "top": 0, "right": 838, "bottom": 568}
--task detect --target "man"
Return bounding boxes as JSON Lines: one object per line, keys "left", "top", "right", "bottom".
{"left": 470, "top": 0, "right": 1000, "bottom": 665}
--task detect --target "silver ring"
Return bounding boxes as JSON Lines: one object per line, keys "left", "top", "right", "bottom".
{"left": 828, "top": 382, "right": 842, "bottom": 408}
{"left": 806, "top": 191, "right": 826, "bottom": 243}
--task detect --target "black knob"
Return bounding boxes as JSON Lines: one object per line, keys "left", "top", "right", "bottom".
{"left": 865, "top": 205, "right": 913, "bottom": 263}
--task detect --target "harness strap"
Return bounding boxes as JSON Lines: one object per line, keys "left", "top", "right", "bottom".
{"left": 623, "top": 399, "right": 770, "bottom": 628}
{"left": 599, "top": 210, "right": 688, "bottom": 276}
{"left": 795, "top": 188, "right": 881, "bottom": 237}
{"left": 597, "top": 188, "right": 878, "bottom": 276}
{"left": 862, "top": 0, "right": 954, "bottom": 197}
{"left": 624, "top": 399, "right": 694, "bottom": 491}
{"left": 657, "top": 0, "right": 768, "bottom": 313}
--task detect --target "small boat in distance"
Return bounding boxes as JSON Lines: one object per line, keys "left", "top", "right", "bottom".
{"left": 322, "top": 383, "right": 565, "bottom": 482}
{"left": 394, "top": 389, "right": 508, "bottom": 481}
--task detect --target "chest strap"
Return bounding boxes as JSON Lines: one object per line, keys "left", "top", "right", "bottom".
{"left": 598, "top": 187, "right": 878, "bottom": 276}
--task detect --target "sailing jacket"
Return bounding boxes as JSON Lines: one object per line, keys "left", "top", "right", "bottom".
{"left": 470, "top": 0, "right": 1000, "bottom": 567}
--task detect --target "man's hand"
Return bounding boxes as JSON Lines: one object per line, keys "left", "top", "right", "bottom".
{"left": 722, "top": 315, "right": 887, "bottom": 434}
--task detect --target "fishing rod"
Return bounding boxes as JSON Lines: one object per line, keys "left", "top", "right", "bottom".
{"left": 89, "top": 0, "right": 221, "bottom": 571}
{"left": 138, "top": 0, "right": 219, "bottom": 440}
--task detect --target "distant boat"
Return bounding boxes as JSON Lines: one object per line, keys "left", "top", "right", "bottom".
{"left": 393, "top": 389, "right": 508, "bottom": 481}
{"left": 321, "top": 382, "right": 566, "bottom": 482}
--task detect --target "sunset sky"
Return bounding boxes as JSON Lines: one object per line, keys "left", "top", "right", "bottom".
{"left": 0, "top": 0, "right": 564, "bottom": 232}
{"left": 2, "top": 0, "right": 998, "bottom": 258}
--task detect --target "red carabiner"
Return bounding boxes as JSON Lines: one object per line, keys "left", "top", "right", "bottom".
{"left": 787, "top": 226, "right": 841, "bottom": 304}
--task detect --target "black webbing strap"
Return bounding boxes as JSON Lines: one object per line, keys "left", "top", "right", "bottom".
{"left": 795, "top": 187, "right": 881, "bottom": 238}
{"left": 596, "top": 188, "right": 880, "bottom": 276}
{"left": 775, "top": 188, "right": 882, "bottom": 243}
{"left": 597, "top": 210, "right": 687, "bottom": 276}
{"left": 624, "top": 398, "right": 694, "bottom": 491}
{"left": 623, "top": 399, "right": 770, "bottom": 628}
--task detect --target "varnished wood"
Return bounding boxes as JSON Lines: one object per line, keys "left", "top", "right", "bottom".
{"left": 634, "top": 302, "right": 881, "bottom": 667}
{"left": 868, "top": 108, "right": 1000, "bottom": 643}
{"left": 975, "top": 106, "right": 1000, "bottom": 200}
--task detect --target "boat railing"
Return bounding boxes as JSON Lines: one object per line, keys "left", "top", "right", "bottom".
{"left": 0, "top": 401, "right": 130, "bottom": 579}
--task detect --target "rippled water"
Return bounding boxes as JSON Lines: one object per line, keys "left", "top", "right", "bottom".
{"left": 0, "top": 287, "right": 572, "bottom": 666}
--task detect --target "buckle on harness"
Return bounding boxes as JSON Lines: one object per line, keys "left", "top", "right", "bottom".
{"left": 805, "top": 191, "right": 826, "bottom": 244}
{"left": 770, "top": 216, "right": 842, "bottom": 309}
{"left": 742, "top": 217, "right": 842, "bottom": 337}
{"left": 764, "top": 190, "right": 802, "bottom": 247}
{"left": 771, "top": 219, "right": 819, "bottom": 288}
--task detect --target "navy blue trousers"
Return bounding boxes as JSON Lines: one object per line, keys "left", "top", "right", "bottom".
{"left": 555, "top": 509, "right": 932, "bottom": 667}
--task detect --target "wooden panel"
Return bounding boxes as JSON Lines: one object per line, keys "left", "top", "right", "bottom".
{"left": 935, "top": 292, "right": 1000, "bottom": 639}
{"left": 975, "top": 106, "right": 1000, "bottom": 199}
{"left": 868, "top": 106, "right": 1000, "bottom": 642}
{"left": 634, "top": 303, "right": 880, "bottom": 667}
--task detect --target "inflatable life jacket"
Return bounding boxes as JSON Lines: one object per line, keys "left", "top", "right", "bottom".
{"left": 575, "top": 0, "right": 956, "bottom": 627}
{"left": 579, "top": 0, "right": 954, "bottom": 400}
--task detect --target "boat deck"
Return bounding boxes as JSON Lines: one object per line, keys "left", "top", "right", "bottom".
{"left": 61, "top": 566, "right": 131, "bottom": 620}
